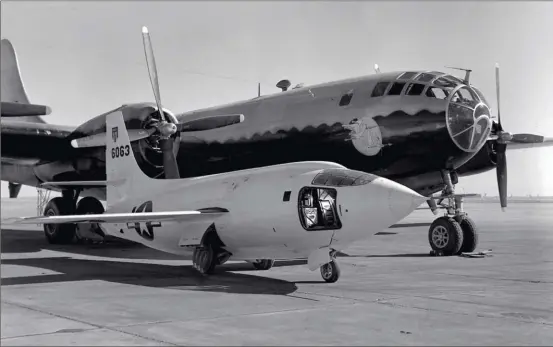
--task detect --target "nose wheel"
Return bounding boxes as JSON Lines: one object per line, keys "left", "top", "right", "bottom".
{"left": 320, "top": 259, "right": 341, "bottom": 283}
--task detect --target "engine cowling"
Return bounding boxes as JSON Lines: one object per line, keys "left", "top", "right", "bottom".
{"left": 69, "top": 103, "right": 180, "bottom": 179}
{"left": 456, "top": 140, "right": 497, "bottom": 177}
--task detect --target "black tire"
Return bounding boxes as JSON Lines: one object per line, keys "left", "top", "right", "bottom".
{"left": 459, "top": 216, "right": 478, "bottom": 254}
{"left": 43, "top": 197, "right": 76, "bottom": 244}
{"left": 75, "top": 197, "right": 105, "bottom": 242}
{"left": 320, "top": 261, "right": 341, "bottom": 283}
{"left": 252, "top": 259, "right": 275, "bottom": 271}
{"left": 428, "top": 216, "right": 464, "bottom": 256}
{"left": 197, "top": 246, "right": 217, "bottom": 275}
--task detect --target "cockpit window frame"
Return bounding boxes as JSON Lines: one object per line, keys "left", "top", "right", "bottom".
{"left": 371, "top": 81, "right": 391, "bottom": 97}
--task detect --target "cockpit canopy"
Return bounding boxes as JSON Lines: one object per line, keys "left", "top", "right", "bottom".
{"left": 312, "top": 168, "right": 378, "bottom": 187}
{"left": 370, "top": 71, "right": 484, "bottom": 102}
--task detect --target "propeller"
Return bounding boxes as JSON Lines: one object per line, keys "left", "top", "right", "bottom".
{"left": 70, "top": 26, "right": 245, "bottom": 179}
{"left": 490, "top": 63, "right": 545, "bottom": 211}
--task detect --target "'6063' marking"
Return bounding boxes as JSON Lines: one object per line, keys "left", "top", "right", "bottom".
{"left": 112, "top": 145, "right": 130, "bottom": 159}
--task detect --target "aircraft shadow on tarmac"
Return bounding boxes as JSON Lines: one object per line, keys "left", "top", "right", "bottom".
{"left": 1, "top": 228, "right": 299, "bottom": 296}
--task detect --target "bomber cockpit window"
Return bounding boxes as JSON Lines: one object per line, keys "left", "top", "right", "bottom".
{"left": 339, "top": 90, "right": 354, "bottom": 106}
{"left": 298, "top": 187, "right": 342, "bottom": 231}
{"left": 451, "top": 87, "right": 479, "bottom": 108}
{"left": 434, "top": 77, "right": 457, "bottom": 89}
{"left": 406, "top": 83, "right": 425, "bottom": 96}
{"left": 388, "top": 82, "right": 406, "bottom": 95}
{"left": 371, "top": 82, "right": 389, "bottom": 97}
{"left": 471, "top": 86, "right": 489, "bottom": 105}
{"left": 312, "top": 168, "right": 377, "bottom": 187}
{"left": 415, "top": 73, "right": 436, "bottom": 82}
{"left": 397, "top": 71, "right": 418, "bottom": 80}
{"left": 426, "top": 87, "right": 448, "bottom": 99}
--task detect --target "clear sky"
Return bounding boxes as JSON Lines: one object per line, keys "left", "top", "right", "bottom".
{"left": 1, "top": 1, "right": 552, "bottom": 197}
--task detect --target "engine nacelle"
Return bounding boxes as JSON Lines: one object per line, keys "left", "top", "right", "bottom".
{"left": 68, "top": 103, "right": 180, "bottom": 179}
{"left": 456, "top": 140, "right": 497, "bottom": 177}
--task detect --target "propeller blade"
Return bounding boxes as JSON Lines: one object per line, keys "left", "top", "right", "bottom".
{"left": 141, "top": 26, "right": 165, "bottom": 122}
{"left": 176, "top": 114, "right": 245, "bottom": 132}
{"left": 495, "top": 63, "right": 503, "bottom": 131}
{"left": 510, "top": 133, "right": 545, "bottom": 143}
{"left": 496, "top": 143, "right": 508, "bottom": 211}
{"left": 159, "top": 138, "right": 180, "bottom": 179}
{"left": 70, "top": 128, "right": 156, "bottom": 148}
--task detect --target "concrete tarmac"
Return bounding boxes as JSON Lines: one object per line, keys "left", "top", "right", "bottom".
{"left": 1, "top": 198, "right": 553, "bottom": 345}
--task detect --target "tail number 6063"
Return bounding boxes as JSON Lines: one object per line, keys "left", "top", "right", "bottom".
{"left": 112, "top": 145, "right": 130, "bottom": 159}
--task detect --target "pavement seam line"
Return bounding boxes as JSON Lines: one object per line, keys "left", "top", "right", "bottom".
{"left": 1, "top": 300, "right": 179, "bottom": 346}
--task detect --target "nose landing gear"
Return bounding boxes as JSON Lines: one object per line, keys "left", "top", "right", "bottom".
{"left": 320, "top": 250, "right": 341, "bottom": 283}
{"left": 428, "top": 170, "right": 479, "bottom": 256}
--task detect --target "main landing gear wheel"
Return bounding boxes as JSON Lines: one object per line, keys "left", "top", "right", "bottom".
{"left": 252, "top": 259, "right": 275, "bottom": 270}
{"left": 428, "top": 217, "right": 464, "bottom": 256}
{"left": 43, "top": 197, "right": 76, "bottom": 244}
{"left": 320, "top": 260, "right": 341, "bottom": 283}
{"left": 193, "top": 245, "right": 217, "bottom": 275}
{"left": 428, "top": 170, "right": 480, "bottom": 256}
{"left": 458, "top": 215, "right": 478, "bottom": 253}
{"left": 75, "top": 197, "right": 105, "bottom": 244}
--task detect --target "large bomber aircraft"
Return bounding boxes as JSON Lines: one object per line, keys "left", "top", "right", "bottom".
{"left": 2, "top": 28, "right": 552, "bottom": 273}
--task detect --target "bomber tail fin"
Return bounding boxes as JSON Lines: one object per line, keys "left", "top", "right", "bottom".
{"left": 1, "top": 39, "right": 51, "bottom": 120}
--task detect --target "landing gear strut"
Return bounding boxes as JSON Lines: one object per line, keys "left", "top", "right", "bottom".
{"left": 428, "top": 170, "right": 479, "bottom": 256}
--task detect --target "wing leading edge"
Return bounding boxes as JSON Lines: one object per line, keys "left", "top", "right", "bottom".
{"left": 2, "top": 208, "right": 229, "bottom": 225}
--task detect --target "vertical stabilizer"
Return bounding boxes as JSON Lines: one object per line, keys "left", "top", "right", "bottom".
{"left": 1, "top": 39, "right": 50, "bottom": 120}
{"left": 105, "top": 111, "right": 158, "bottom": 207}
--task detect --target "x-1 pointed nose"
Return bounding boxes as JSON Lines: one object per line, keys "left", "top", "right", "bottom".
{"left": 375, "top": 178, "right": 427, "bottom": 221}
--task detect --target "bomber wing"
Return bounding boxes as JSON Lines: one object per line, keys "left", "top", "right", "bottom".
{"left": 1, "top": 119, "right": 76, "bottom": 161}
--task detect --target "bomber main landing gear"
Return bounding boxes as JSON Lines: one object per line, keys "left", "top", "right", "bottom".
{"left": 42, "top": 189, "right": 106, "bottom": 245}
{"left": 427, "top": 170, "right": 479, "bottom": 256}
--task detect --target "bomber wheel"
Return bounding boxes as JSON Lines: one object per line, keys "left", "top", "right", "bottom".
{"left": 43, "top": 197, "right": 76, "bottom": 244}
{"left": 252, "top": 259, "right": 275, "bottom": 271}
{"left": 75, "top": 197, "right": 106, "bottom": 243}
{"left": 193, "top": 245, "right": 217, "bottom": 275}
{"left": 320, "top": 261, "right": 341, "bottom": 283}
{"left": 458, "top": 216, "right": 479, "bottom": 254}
{"left": 428, "top": 216, "right": 464, "bottom": 256}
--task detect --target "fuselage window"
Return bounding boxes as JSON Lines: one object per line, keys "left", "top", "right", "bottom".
{"left": 339, "top": 90, "right": 354, "bottom": 106}
{"left": 371, "top": 82, "right": 389, "bottom": 97}
{"left": 426, "top": 87, "right": 447, "bottom": 99}
{"left": 298, "top": 187, "right": 342, "bottom": 231}
{"left": 388, "top": 82, "right": 406, "bottom": 96}
{"left": 406, "top": 83, "right": 425, "bottom": 96}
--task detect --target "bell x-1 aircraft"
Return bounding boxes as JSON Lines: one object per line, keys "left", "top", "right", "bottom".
{"left": 2, "top": 27, "right": 552, "bottom": 282}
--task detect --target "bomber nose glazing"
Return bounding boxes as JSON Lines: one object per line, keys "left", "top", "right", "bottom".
{"left": 446, "top": 85, "right": 492, "bottom": 153}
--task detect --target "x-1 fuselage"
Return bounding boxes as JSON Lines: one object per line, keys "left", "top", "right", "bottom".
{"left": 1, "top": 70, "right": 494, "bottom": 199}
